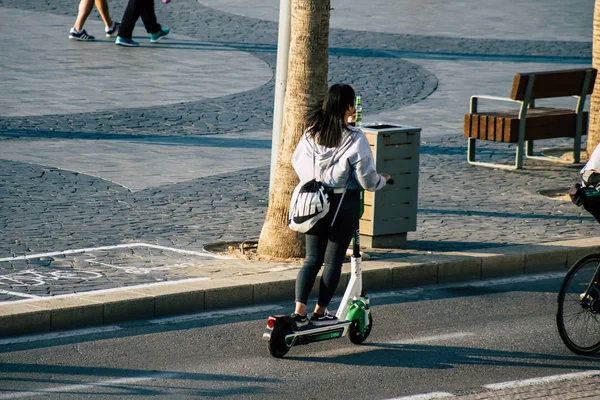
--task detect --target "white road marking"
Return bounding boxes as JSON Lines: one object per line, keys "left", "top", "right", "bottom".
{"left": 0, "top": 372, "right": 178, "bottom": 399}
{"left": 390, "top": 332, "right": 476, "bottom": 345}
{"left": 85, "top": 260, "right": 124, "bottom": 269}
{"left": 0, "top": 242, "right": 232, "bottom": 262}
{"left": 86, "top": 259, "right": 196, "bottom": 274}
{"left": 315, "top": 332, "right": 474, "bottom": 358}
{"left": 0, "top": 326, "right": 122, "bottom": 346}
{"left": 368, "top": 271, "right": 565, "bottom": 300}
{"left": 6, "top": 276, "right": 211, "bottom": 305}
{"left": 384, "top": 369, "right": 600, "bottom": 400}
{"left": 484, "top": 370, "right": 600, "bottom": 390}
{"left": 466, "top": 272, "right": 566, "bottom": 287}
{"left": 385, "top": 392, "right": 454, "bottom": 400}
{"left": 149, "top": 304, "right": 284, "bottom": 325}
{"left": 0, "top": 289, "right": 40, "bottom": 299}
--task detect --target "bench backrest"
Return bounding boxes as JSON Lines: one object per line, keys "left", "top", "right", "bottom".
{"left": 509, "top": 68, "right": 597, "bottom": 101}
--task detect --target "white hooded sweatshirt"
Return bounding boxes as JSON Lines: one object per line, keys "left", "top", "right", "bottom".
{"left": 583, "top": 143, "right": 600, "bottom": 174}
{"left": 291, "top": 125, "right": 387, "bottom": 192}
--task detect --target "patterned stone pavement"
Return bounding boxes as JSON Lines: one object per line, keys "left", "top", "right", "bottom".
{"left": 0, "top": 0, "right": 597, "bottom": 304}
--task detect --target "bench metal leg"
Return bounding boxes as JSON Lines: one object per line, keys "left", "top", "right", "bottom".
{"left": 466, "top": 137, "right": 521, "bottom": 170}
{"left": 466, "top": 136, "right": 580, "bottom": 170}
{"left": 516, "top": 139, "right": 524, "bottom": 169}
{"left": 524, "top": 140, "right": 582, "bottom": 165}
{"left": 574, "top": 135, "right": 581, "bottom": 164}
{"left": 526, "top": 140, "right": 534, "bottom": 156}
{"left": 467, "top": 138, "right": 476, "bottom": 162}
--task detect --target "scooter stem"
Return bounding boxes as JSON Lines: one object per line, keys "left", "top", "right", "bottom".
{"left": 336, "top": 226, "right": 363, "bottom": 319}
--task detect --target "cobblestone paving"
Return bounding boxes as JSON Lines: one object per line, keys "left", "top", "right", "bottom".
{"left": 0, "top": 0, "right": 596, "bottom": 301}
{"left": 456, "top": 374, "right": 600, "bottom": 399}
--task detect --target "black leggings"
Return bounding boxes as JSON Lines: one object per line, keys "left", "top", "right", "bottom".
{"left": 118, "top": 0, "right": 161, "bottom": 39}
{"left": 295, "top": 190, "right": 360, "bottom": 308}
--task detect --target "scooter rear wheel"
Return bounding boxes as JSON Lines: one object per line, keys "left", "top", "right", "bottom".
{"left": 349, "top": 313, "right": 372, "bottom": 344}
{"left": 267, "top": 324, "right": 292, "bottom": 358}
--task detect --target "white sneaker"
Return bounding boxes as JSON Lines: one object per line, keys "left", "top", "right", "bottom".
{"left": 290, "top": 313, "right": 309, "bottom": 328}
{"left": 310, "top": 310, "right": 338, "bottom": 326}
{"left": 106, "top": 22, "right": 120, "bottom": 37}
{"left": 69, "top": 29, "right": 95, "bottom": 41}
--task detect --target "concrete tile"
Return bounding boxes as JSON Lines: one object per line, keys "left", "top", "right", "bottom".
{"left": 81, "top": 290, "right": 155, "bottom": 324}
{"left": 0, "top": 303, "right": 51, "bottom": 337}
{"left": 32, "top": 297, "right": 103, "bottom": 331}
{"left": 132, "top": 284, "right": 206, "bottom": 317}
{"left": 538, "top": 239, "right": 600, "bottom": 269}
{"left": 392, "top": 263, "right": 438, "bottom": 288}
{"left": 362, "top": 267, "right": 394, "bottom": 292}
{"left": 525, "top": 250, "right": 568, "bottom": 273}
{"left": 199, "top": 275, "right": 261, "bottom": 310}
{"left": 205, "top": 285, "right": 254, "bottom": 310}
{"left": 566, "top": 247, "right": 600, "bottom": 269}
{"left": 251, "top": 269, "right": 298, "bottom": 304}
{"left": 481, "top": 253, "right": 525, "bottom": 279}
{"left": 438, "top": 258, "right": 482, "bottom": 284}
{"left": 254, "top": 278, "right": 296, "bottom": 304}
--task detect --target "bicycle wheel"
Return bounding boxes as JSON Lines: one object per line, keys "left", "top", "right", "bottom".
{"left": 557, "top": 253, "right": 600, "bottom": 355}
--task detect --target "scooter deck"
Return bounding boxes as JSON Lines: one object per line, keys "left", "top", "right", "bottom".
{"left": 294, "top": 319, "right": 352, "bottom": 333}
{"left": 285, "top": 320, "right": 353, "bottom": 346}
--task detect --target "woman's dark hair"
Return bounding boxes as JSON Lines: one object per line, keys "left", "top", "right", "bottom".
{"left": 307, "top": 84, "right": 355, "bottom": 148}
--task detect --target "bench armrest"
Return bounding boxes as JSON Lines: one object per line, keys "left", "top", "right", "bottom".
{"left": 470, "top": 95, "right": 521, "bottom": 113}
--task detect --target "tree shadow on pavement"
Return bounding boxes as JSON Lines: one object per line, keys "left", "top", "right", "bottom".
{"left": 291, "top": 342, "right": 599, "bottom": 369}
{"left": 0, "top": 129, "right": 272, "bottom": 149}
{"left": 0, "top": 362, "right": 279, "bottom": 397}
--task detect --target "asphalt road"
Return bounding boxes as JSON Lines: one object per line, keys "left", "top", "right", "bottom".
{"left": 1, "top": 270, "right": 600, "bottom": 399}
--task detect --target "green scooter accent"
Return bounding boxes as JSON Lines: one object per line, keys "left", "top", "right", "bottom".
{"left": 346, "top": 300, "right": 368, "bottom": 334}
{"left": 264, "top": 183, "right": 390, "bottom": 357}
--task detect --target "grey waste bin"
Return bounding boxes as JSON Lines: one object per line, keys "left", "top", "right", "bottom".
{"left": 359, "top": 122, "right": 421, "bottom": 248}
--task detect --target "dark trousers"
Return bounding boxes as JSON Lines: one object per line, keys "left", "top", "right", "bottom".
{"left": 118, "top": 0, "right": 161, "bottom": 39}
{"left": 584, "top": 199, "right": 600, "bottom": 224}
{"left": 295, "top": 190, "right": 360, "bottom": 308}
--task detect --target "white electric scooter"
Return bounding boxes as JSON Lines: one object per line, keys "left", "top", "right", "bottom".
{"left": 262, "top": 181, "right": 393, "bottom": 358}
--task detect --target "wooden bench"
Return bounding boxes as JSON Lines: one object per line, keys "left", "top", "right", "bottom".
{"left": 463, "top": 68, "right": 597, "bottom": 169}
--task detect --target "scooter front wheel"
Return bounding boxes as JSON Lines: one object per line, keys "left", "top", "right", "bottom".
{"left": 349, "top": 313, "right": 372, "bottom": 344}
{"left": 267, "top": 324, "right": 292, "bottom": 358}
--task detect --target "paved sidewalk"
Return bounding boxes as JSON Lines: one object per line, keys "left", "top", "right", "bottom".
{"left": 0, "top": 0, "right": 599, "bottom": 343}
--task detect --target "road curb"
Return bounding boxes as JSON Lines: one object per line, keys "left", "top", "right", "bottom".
{"left": 1, "top": 237, "right": 600, "bottom": 337}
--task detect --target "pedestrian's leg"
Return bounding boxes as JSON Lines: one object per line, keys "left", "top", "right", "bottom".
{"left": 118, "top": 0, "right": 143, "bottom": 39}
{"left": 73, "top": 0, "right": 94, "bottom": 31}
{"left": 314, "top": 192, "right": 360, "bottom": 313}
{"left": 315, "top": 231, "right": 354, "bottom": 312}
{"left": 95, "top": 0, "right": 114, "bottom": 29}
{"left": 294, "top": 232, "right": 328, "bottom": 315}
{"left": 140, "top": 0, "right": 161, "bottom": 34}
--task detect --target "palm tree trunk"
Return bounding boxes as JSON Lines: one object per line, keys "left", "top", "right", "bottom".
{"left": 257, "top": 0, "right": 330, "bottom": 258}
{"left": 587, "top": 0, "right": 600, "bottom": 156}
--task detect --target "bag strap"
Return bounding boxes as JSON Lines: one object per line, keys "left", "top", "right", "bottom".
{"left": 311, "top": 132, "right": 341, "bottom": 182}
{"left": 330, "top": 157, "right": 352, "bottom": 227}
{"left": 330, "top": 185, "right": 347, "bottom": 227}
{"left": 309, "top": 131, "right": 352, "bottom": 227}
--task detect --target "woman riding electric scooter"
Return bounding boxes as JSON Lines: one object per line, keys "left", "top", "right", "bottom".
{"left": 289, "top": 83, "right": 391, "bottom": 327}
{"left": 263, "top": 85, "right": 391, "bottom": 358}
